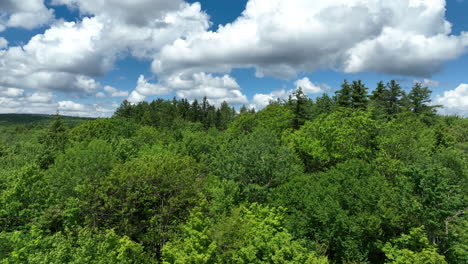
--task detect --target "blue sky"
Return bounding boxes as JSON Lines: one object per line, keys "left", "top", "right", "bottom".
{"left": 0, "top": 0, "right": 467, "bottom": 116}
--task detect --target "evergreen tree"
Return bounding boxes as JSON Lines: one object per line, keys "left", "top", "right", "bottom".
{"left": 350, "top": 80, "right": 369, "bottom": 109}
{"left": 113, "top": 100, "right": 134, "bottom": 118}
{"left": 372, "top": 81, "right": 387, "bottom": 102}
{"left": 314, "top": 93, "right": 333, "bottom": 116}
{"left": 335, "top": 80, "right": 353, "bottom": 108}
{"left": 386, "top": 80, "right": 405, "bottom": 115}
{"left": 240, "top": 105, "right": 248, "bottom": 114}
{"left": 407, "top": 83, "right": 438, "bottom": 114}
{"left": 288, "top": 87, "right": 312, "bottom": 129}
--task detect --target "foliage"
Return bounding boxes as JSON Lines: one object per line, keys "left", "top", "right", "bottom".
{"left": 0, "top": 226, "right": 154, "bottom": 263}
{"left": 288, "top": 109, "right": 377, "bottom": 171}
{"left": 0, "top": 80, "right": 466, "bottom": 263}
{"left": 162, "top": 204, "right": 329, "bottom": 264}
{"left": 382, "top": 226, "right": 447, "bottom": 264}
{"left": 95, "top": 152, "right": 205, "bottom": 254}
{"left": 210, "top": 128, "right": 303, "bottom": 203}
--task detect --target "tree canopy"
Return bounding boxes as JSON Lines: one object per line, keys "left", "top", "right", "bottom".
{"left": 0, "top": 80, "right": 466, "bottom": 263}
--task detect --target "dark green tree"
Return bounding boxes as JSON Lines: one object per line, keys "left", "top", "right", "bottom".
{"left": 407, "top": 83, "right": 438, "bottom": 114}
{"left": 335, "top": 80, "right": 353, "bottom": 108}
{"left": 350, "top": 80, "right": 369, "bottom": 109}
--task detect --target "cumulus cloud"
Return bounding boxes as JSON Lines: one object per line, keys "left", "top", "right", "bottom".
{"left": 169, "top": 72, "right": 247, "bottom": 105}
{"left": 253, "top": 89, "right": 289, "bottom": 108}
{"left": 435, "top": 84, "right": 468, "bottom": 116}
{"left": 0, "top": 0, "right": 210, "bottom": 116}
{"left": 128, "top": 91, "right": 148, "bottom": 104}
{"left": 103, "top": 86, "right": 129, "bottom": 98}
{"left": 48, "top": 2, "right": 210, "bottom": 59}
{"left": 3, "top": 0, "right": 468, "bottom": 117}
{"left": 0, "top": 19, "right": 106, "bottom": 94}
{"left": 128, "top": 72, "right": 248, "bottom": 105}
{"left": 127, "top": 75, "right": 173, "bottom": 103}
{"left": 295, "top": 77, "right": 330, "bottom": 94}
{"left": 0, "top": 0, "right": 54, "bottom": 31}
{"left": 153, "top": 0, "right": 468, "bottom": 78}
{"left": 0, "top": 91, "right": 112, "bottom": 117}
{"left": 96, "top": 86, "right": 128, "bottom": 98}
{"left": 51, "top": 0, "right": 184, "bottom": 26}
{"left": 136, "top": 75, "right": 172, "bottom": 96}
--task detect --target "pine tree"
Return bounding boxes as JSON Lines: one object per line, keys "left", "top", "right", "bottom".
{"left": 240, "top": 105, "right": 248, "bottom": 114}
{"left": 386, "top": 80, "right": 404, "bottom": 115}
{"left": 113, "top": 100, "right": 134, "bottom": 118}
{"left": 408, "top": 83, "right": 437, "bottom": 114}
{"left": 289, "top": 87, "right": 311, "bottom": 129}
{"left": 372, "top": 81, "right": 387, "bottom": 103}
{"left": 350, "top": 80, "right": 368, "bottom": 109}
{"left": 335, "top": 80, "right": 353, "bottom": 108}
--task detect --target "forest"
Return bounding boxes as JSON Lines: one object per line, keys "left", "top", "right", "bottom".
{"left": 0, "top": 80, "right": 466, "bottom": 263}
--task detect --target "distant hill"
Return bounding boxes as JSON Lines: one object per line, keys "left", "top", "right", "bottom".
{"left": 0, "top": 114, "right": 95, "bottom": 127}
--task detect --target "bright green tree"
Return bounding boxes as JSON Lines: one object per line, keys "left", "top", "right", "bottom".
{"left": 162, "top": 204, "right": 328, "bottom": 264}
{"left": 382, "top": 226, "right": 447, "bottom": 264}
{"left": 288, "top": 109, "right": 377, "bottom": 171}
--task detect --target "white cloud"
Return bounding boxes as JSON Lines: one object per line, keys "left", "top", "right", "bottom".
{"left": 136, "top": 75, "right": 172, "bottom": 96}
{"left": 253, "top": 89, "right": 289, "bottom": 108}
{"left": 51, "top": 0, "right": 184, "bottom": 26}
{"left": 0, "top": 0, "right": 54, "bottom": 31}
{"left": 153, "top": 0, "right": 468, "bottom": 78}
{"left": 127, "top": 90, "right": 147, "bottom": 104}
{"left": 48, "top": 2, "right": 210, "bottom": 60}
{"left": 0, "top": 91, "right": 113, "bottom": 117}
{"left": 0, "top": 1, "right": 210, "bottom": 105}
{"left": 168, "top": 72, "right": 248, "bottom": 105}
{"left": 345, "top": 29, "right": 468, "bottom": 76}
{"left": 0, "top": 38, "right": 8, "bottom": 49}
{"left": 0, "top": 87, "right": 24, "bottom": 98}
{"left": 295, "top": 77, "right": 328, "bottom": 94}
{"left": 164, "top": 72, "right": 248, "bottom": 105}
{"left": 58, "top": 100, "right": 87, "bottom": 111}
{"left": 414, "top": 78, "right": 441, "bottom": 87}
{"left": 3, "top": 0, "right": 467, "bottom": 116}
{"left": 435, "top": 84, "right": 468, "bottom": 116}
{"left": 127, "top": 72, "right": 248, "bottom": 105}
{"left": 102, "top": 85, "right": 128, "bottom": 97}
{"left": 28, "top": 92, "right": 53, "bottom": 103}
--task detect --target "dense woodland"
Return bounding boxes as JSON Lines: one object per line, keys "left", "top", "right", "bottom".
{"left": 0, "top": 80, "right": 466, "bottom": 263}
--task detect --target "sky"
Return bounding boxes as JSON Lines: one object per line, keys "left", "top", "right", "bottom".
{"left": 0, "top": 0, "right": 467, "bottom": 117}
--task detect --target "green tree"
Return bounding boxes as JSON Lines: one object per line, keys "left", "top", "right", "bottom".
{"left": 162, "top": 204, "right": 328, "bottom": 264}
{"left": 0, "top": 166, "right": 48, "bottom": 231}
{"left": 386, "top": 80, "right": 405, "bottom": 115}
{"left": 96, "top": 152, "right": 205, "bottom": 255}
{"left": 350, "top": 80, "right": 369, "bottom": 109}
{"left": 211, "top": 128, "right": 303, "bottom": 203}
{"left": 113, "top": 100, "right": 135, "bottom": 119}
{"left": 37, "top": 113, "right": 69, "bottom": 169}
{"left": 288, "top": 109, "right": 377, "bottom": 171}
{"left": 407, "top": 83, "right": 438, "bottom": 114}
{"left": 288, "top": 87, "right": 313, "bottom": 129}
{"left": 43, "top": 139, "right": 116, "bottom": 230}
{"left": 272, "top": 160, "right": 387, "bottom": 262}
{"left": 312, "top": 93, "right": 334, "bottom": 118}
{"left": 382, "top": 226, "right": 447, "bottom": 264}
{"left": 0, "top": 226, "right": 155, "bottom": 263}
{"left": 334, "top": 80, "right": 353, "bottom": 108}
